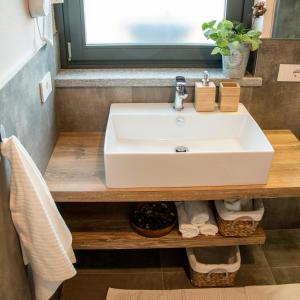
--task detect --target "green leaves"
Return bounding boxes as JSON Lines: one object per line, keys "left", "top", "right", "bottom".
{"left": 231, "top": 41, "right": 240, "bottom": 49}
{"left": 218, "top": 20, "right": 233, "bottom": 30}
{"left": 211, "top": 47, "right": 221, "bottom": 55}
{"left": 211, "top": 46, "right": 231, "bottom": 56}
{"left": 216, "top": 38, "right": 228, "bottom": 48}
{"left": 202, "top": 19, "right": 262, "bottom": 56}
{"left": 220, "top": 47, "right": 231, "bottom": 56}
{"left": 250, "top": 39, "right": 262, "bottom": 51}
{"left": 247, "top": 30, "right": 261, "bottom": 38}
{"left": 202, "top": 20, "right": 217, "bottom": 31}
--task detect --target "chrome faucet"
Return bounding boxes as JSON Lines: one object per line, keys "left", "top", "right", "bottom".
{"left": 174, "top": 76, "right": 188, "bottom": 111}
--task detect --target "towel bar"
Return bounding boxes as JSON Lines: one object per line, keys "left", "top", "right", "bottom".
{"left": 0, "top": 124, "right": 6, "bottom": 143}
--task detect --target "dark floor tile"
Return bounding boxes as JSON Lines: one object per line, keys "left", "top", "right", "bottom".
{"left": 239, "top": 245, "right": 269, "bottom": 268}
{"left": 160, "top": 248, "right": 189, "bottom": 272}
{"left": 263, "top": 229, "right": 300, "bottom": 267}
{"left": 262, "top": 199, "right": 300, "bottom": 229}
{"left": 74, "top": 249, "right": 161, "bottom": 273}
{"left": 271, "top": 267, "right": 300, "bottom": 284}
{"left": 265, "top": 229, "right": 300, "bottom": 245}
{"left": 61, "top": 272, "right": 164, "bottom": 300}
{"left": 162, "top": 271, "right": 195, "bottom": 289}
{"left": 235, "top": 266, "right": 276, "bottom": 286}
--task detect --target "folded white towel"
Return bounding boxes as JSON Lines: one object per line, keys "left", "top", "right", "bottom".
{"left": 240, "top": 198, "right": 254, "bottom": 211}
{"left": 175, "top": 202, "right": 199, "bottom": 238}
{"left": 224, "top": 199, "right": 242, "bottom": 211}
{"left": 198, "top": 205, "right": 218, "bottom": 236}
{"left": 215, "top": 199, "right": 264, "bottom": 222}
{"left": 184, "top": 201, "right": 210, "bottom": 225}
{"left": 224, "top": 198, "right": 254, "bottom": 212}
{"left": 1, "top": 136, "right": 76, "bottom": 300}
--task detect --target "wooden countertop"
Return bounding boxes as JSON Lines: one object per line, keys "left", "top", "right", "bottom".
{"left": 45, "top": 130, "right": 300, "bottom": 202}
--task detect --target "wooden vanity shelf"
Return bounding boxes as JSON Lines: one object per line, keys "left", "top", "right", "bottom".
{"left": 45, "top": 130, "right": 300, "bottom": 249}
{"left": 45, "top": 130, "right": 300, "bottom": 202}
{"left": 60, "top": 203, "right": 266, "bottom": 250}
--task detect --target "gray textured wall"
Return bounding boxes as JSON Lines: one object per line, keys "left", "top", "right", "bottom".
{"left": 244, "top": 39, "right": 300, "bottom": 139}
{"left": 273, "top": 0, "right": 300, "bottom": 39}
{"left": 56, "top": 40, "right": 300, "bottom": 138}
{"left": 55, "top": 39, "right": 300, "bottom": 229}
{"left": 0, "top": 40, "right": 58, "bottom": 299}
{"left": 250, "top": 39, "right": 300, "bottom": 229}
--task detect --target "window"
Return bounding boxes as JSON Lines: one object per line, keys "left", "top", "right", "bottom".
{"left": 55, "top": 0, "right": 254, "bottom": 67}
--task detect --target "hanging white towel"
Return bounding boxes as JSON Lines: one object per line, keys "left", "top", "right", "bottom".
{"left": 184, "top": 201, "right": 210, "bottom": 226}
{"left": 175, "top": 202, "right": 199, "bottom": 238}
{"left": 1, "top": 136, "right": 76, "bottom": 300}
{"left": 198, "top": 205, "right": 218, "bottom": 236}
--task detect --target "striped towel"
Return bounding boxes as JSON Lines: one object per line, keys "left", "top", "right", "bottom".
{"left": 1, "top": 136, "right": 76, "bottom": 300}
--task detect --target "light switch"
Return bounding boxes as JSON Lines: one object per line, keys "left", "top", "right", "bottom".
{"left": 39, "top": 72, "right": 52, "bottom": 103}
{"left": 277, "top": 64, "right": 300, "bottom": 82}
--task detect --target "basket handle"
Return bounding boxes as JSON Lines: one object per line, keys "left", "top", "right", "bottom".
{"left": 231, "top": 216, "right": 255, "bottom": 230}
{"left": 207, "top": 268, "right": 229, "bottom": 280}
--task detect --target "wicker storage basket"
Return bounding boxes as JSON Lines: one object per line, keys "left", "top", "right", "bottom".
{"left": 187, "top": 246, "right": 240, "bottom": 287}
{"left": 215, "top": 199, "right": 264, "bottom": 237}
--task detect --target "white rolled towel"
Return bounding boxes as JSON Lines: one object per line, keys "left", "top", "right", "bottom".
{"left": 224, "top": 199, "right": 241, "bottom": 211}
{"left": 175, "top": 202, "right": 199, "bottom": 238}
{"left": 198, "top": 205, "right": 218, "bottom": 236}
{"left": 184, "top": 201, "right": 210, "bottom": 225}
{"left": 224, "top": 198, "right": 254, "bottom": 212}
{"left": 241, "top": 198, "right": 254, "bottom": 211}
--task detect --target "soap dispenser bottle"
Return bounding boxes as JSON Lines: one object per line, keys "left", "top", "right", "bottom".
{"left": 194, "top": 71, "right": 216, "bottom": 112}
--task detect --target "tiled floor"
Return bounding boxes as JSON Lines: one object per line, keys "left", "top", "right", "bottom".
{"left": 60, "top": 229, "right": 300, "bottom": 300}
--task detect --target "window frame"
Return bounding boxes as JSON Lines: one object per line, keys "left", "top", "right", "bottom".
{"left": 55, "top": 0, "right": 254, "bottom": 68}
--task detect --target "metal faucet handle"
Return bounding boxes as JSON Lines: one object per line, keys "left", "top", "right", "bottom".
{"left": 176, "top": 76, "right": 186, "bottom": 85}
{"left": 176, "top": 76, "right": 187, "bottom": 95}
{"left": 176, "top": 85, "right": 187, "bottom": 95}
{"left": 202, "top": 71, "right": 210, "bottom": 86}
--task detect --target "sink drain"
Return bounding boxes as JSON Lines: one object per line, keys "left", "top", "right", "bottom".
{"left": 175, "top": 146, "right": 189, "bottom": 153}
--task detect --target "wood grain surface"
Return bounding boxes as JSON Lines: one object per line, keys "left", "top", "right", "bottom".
{"left": 60, "top": 203, "right": 266, "bottom": 250}
{"left": 45, "top": 130, "right": 300, "bottom": 202}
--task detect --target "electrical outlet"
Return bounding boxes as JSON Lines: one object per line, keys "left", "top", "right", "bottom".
{"left": 277, "top": 64, "right": 300, "bottom": 82}
{"left": 39, "top": 72, "right": 52, "bottom": 103}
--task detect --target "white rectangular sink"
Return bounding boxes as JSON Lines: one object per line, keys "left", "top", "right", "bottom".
{"left": 104, "top": 103, "right": 274, "bottom": 188}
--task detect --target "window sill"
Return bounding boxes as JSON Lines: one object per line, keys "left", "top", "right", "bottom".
{"left": 56, "top": 68, "right": 262, "bottom": 88}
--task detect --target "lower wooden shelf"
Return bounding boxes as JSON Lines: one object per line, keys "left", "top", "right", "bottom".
{"left": 60, "top": 203, "right": 266, "bottom": 250}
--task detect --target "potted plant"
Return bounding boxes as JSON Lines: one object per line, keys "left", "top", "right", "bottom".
{"left": 202, "top": 20, "right": 262, "bottom": 78}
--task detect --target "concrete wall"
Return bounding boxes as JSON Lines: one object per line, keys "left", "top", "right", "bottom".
{"left": 0, "top": 39, "right": 58, "bottom": 300}
{"left": 273, "top": 0, "right": 300, "bottom": 38}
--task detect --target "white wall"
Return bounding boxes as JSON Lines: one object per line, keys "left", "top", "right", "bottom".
{"left": 0, "top": 0, "right": 52, "bottom": 90}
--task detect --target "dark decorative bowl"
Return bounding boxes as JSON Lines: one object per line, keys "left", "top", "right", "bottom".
{"left": 130, "top": 202, "right": 177, "bottom": 238}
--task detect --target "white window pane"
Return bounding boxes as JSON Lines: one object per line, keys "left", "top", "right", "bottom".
{"left": 83, "top": 0, "right": 226, "bottom": 45}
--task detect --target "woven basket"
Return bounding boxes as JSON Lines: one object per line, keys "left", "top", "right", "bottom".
{"left": 187, "top": 246, "right": 240, "bottom": 288}
{"left": 190, "top": 267, "right": 238, "bottom": 287}
{"left": 217, "top": 215, "right": 259, "bottom": 237}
